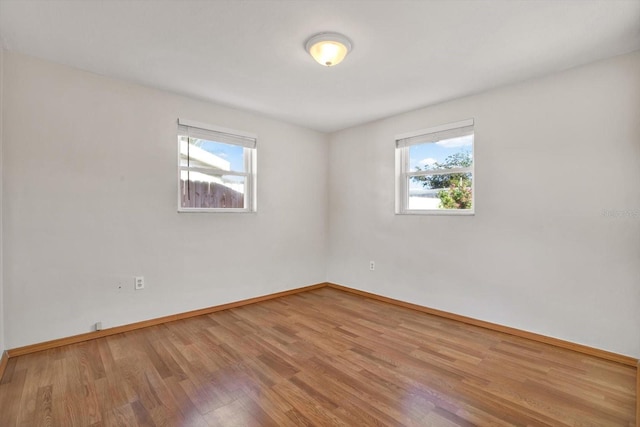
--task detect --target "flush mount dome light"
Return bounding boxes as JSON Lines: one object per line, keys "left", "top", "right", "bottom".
{"left": 305, "top": 32, "right": 352, "bottom": 67}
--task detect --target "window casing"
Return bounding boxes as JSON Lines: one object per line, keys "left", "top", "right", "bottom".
{"left": 395, "top": 119, "right": 474, "bottom": 215}
{"left": 178, "top": 119, "right": 257, "bottom": 212}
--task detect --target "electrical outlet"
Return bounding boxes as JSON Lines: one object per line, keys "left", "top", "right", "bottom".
{"left": 95, "top": 321, "right": 103, "bottom": 331}
{"left": 369, "top": 261, "right": 375, "bottom": 271}
{"left": 135, "top": 276, "right": 145, "bottom": 290}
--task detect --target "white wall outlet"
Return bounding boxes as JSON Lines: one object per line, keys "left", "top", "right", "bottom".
{"left": 95, "top": 321, "right": 103, "bottom": 331}
{"left": 369, "top": 261, "right": 375, "bottom": 271}
{"left": 134, "top": 276, "right": 145, "bottom": 290}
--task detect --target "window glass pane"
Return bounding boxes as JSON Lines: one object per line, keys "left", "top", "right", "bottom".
{"left": 179, "top": 137, "right": 245, "bottom": 173}
{"left": 180, "top": 173, "right": 246, "bottom": 209}
{"left": 409, "top": 173, "right": 473, "bottom": 210}
{"left": 408, "top": 134, "right": 473, "bottom": 172}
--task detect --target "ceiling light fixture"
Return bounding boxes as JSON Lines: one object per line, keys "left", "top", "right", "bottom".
{"left": 305, "top": 32, "right": 352, "bottom": 67}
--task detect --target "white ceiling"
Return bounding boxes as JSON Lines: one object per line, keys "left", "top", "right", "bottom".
{"left": 1, "top": 0, "right": 639, "bottom": 133}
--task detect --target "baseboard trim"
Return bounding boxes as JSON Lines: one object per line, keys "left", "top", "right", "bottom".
{"left": 326, "top": 283, "right": 638, "bottom": 367}
{"left": 5, "top": 281, "right": 638, "bottom": 369}
{"left": 7, "top": 282, "right": 328, "bottom": 358}
{"left": 1, "top": 281, "right": 638, "bottom": 420}
{"left": 637, "top": 362, "right": 639, "bottom": 424}
{"left": 0, "top": 351, "right": 8, "bottom": 381}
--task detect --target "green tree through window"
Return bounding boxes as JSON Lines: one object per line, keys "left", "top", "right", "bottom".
{"left": 412, "top": 151, "right": 472, "bottom": 209}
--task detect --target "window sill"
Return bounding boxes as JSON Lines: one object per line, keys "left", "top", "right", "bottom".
{"left": 178, "top": 208, "right": 256, "bottom": 213}
{"left": 396, "top": 209, "right": 475, "bottom": 216}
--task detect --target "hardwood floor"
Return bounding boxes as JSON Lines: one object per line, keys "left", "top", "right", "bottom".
{"left": 0, "top": 287, "right": 636, "bottom": 426}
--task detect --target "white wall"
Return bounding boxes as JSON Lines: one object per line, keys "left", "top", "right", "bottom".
{"left": 2, "top": 49, "right": 639, "bottom": 358}
{"left": 2, "top": 52, "right": 328, "bottom": 348}
{"left": 327, "top": 51, "right": 640, "bottom": 357}
{"left": 0, "top": 46, "right": 5, "bottom": 355}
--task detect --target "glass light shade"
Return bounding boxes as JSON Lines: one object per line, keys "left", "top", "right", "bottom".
{"left": 305, "top": 33, "right": 352, "bottom": 67}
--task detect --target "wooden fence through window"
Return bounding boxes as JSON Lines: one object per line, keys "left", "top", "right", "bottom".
{"left": 180, "top": 180, "right": 244, "bottom": 209}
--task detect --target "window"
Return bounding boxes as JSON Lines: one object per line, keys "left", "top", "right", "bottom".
{"left": 396, "top": 119, "right": 474, "bottom": 214}
{"left": 178, "top": 119, "right": 256, "bottom": 212}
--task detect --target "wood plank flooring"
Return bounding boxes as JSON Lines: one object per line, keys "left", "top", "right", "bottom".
{"left": 0, "top": 287, "right": 636, "bottom": 426}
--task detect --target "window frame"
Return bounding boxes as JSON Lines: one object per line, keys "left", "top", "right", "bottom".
{"left": 177, "top": 118, "right": 257, "bottom": 213}
{"left": 395, "top": 118, "right": 475, "bottom": 215}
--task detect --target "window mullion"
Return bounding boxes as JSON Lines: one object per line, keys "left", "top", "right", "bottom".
{"left": 180, "top": 166, "right": 248, "bottom": 177}
{"left": 407, "top": 166, "right": 472, "bottom": 177}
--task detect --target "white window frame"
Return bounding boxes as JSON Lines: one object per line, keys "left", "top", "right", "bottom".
{"left": 395, "top": 118, "right": 474, "bottom": 215}
{"left": 177, "top": 118, "right": 257, "bottom": 213}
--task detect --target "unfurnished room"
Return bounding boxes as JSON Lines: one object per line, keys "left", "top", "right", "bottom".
{"left": 0, "top": 0, "right": 639, "bottom": 426}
